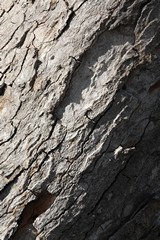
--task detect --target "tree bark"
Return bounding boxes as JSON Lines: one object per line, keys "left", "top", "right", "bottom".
{"left": 0, "top": 0, "right": 160, "bottom": 239}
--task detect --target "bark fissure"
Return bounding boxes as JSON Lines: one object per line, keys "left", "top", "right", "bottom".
{"left": 0, "top": 123, "right": 18, "bottom": 146}
{"left": 0, "top": 17, "right": 25, "bottom": 50}
{"left": 15, "top": 29, "right": 30, "bottom": 49}
{"left": 55, "top": 10, "right": 75, "bottom": 41}
{"left": 12, "top": 190, "right": 56, "bottom": 240}
{"left": 88, "top": 155, "right": 133, "bottom": 216}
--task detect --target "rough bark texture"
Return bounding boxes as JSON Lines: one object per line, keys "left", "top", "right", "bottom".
{"left": 0, "top": 0, "right": 160, "bottom": 239}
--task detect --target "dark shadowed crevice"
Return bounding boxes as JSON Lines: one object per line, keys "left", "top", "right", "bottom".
{"left": 16, "top": 30, "right": 29, "bottom": 48}
{"left": 148, "top": 80, "right": 160, "bottom": 94}
{"left": 0, "top": 82, "right": 7, "bottom": 96}
{"left": 55, "top": 10, "right": 76, "bottom": 40}
{"left": 29, "top": 59, "right": 42, "bottom": 89}
{"left": 11, "top": 190, "right": 56, "bottom": 240}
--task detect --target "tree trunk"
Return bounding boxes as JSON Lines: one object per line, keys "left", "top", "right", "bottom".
{"left": 0, "top": 0, "right": 160, "bottom": 239}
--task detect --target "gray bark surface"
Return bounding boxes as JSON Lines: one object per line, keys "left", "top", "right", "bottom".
{"left": 0, "top": 0, "right": 160, "bottom": 239}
